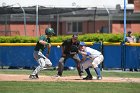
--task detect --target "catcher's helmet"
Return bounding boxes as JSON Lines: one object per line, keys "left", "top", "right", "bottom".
{"left": 80, "top": 42, "right": 86, "bottom": 46}
{"left": 45, "top": 28, "right": 55, "bottom": 35}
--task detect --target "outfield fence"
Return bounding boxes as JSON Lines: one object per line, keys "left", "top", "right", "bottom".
{"left": 0, "top": 42, "right": 140, "bottom": 70}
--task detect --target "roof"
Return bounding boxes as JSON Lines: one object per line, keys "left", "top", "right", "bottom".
{"left": 112, "top": 12, "right": 140, "bottom": 21}
{"left": 0, "top": 0, "right": 132, "bottom": 15}
{"left": 0, "top": 0, "right": 124, "bottom": 8}
{"left": 0, "top": 6, "right": 86, "bottom": 15}
{"left": 1, "top": 8, "right": 139, "bottom": 22}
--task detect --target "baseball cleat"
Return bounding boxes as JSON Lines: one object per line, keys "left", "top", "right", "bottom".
{"left": 54, "top": 74, "right": 61, "bottom": 77}
{"left": 79, "top": 71, "right": 84, "bottom": 77}
{"left": 83, "top": 75, "right": 92, "bottom": 80}
{"left": 29, "top": 74, "right": 39, "bottom": 79}
{"left": 80, "top": 75, "right": 85, "bottom": 78}
{"left": 97, "top": 76, "right": 102, "bottom": 80}
{"left": 35, "top": 74, "right": 39, "bottom": 78}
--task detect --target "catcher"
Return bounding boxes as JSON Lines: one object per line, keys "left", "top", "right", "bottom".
{"left": 79, "top": 42, "right": 104, "bottom": 80}
{"left": 29, "top": 27, "right": 55, "bottom": 79}
{"left": 55, "top": 34, "right": 83, "bottom": 77}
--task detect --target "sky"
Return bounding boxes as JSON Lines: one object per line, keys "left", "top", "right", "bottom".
{"left": 0, "top": 0, "right": 126, "bottom": 8}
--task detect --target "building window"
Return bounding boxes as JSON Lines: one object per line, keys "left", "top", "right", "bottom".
{"left": 66, "top": 22, "right": 82, "bottom": 33}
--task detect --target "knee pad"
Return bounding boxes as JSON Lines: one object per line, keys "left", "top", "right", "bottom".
{"left": 38, "top": 58, "right": 46, "bottom": 68}
{"left": 44, "top": 58, "right": 52, "bottom": 67}
{"left": 59, "top": 57, "right": 65, "bottom": 64}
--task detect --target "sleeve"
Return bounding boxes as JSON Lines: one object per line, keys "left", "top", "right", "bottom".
{"left": 86, "top": 52, "right": 91, "bottom": 56}
{"left": 132, "top": 36, "right": 136, "bottom": 43}
{"left": 62, "top": 40, "right": 67, "bottom": 46}
{"left": 77, "top": 40, "right": 80, "bottom": 46}
{"left": 47, "top": 38, "right": 51, "bottom": 43}
{"left": 39, "top": 35, "right": 45, "bottom": 41}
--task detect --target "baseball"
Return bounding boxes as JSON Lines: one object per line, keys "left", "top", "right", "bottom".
{"left": 57, "top": 45, "right": 60, "bottom": 48}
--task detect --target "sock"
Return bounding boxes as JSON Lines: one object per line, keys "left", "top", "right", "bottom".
{"left": 85, "top": 68, "right": 92, "bottom": 76}
{"left": 94, "top": 67, "right": 101, "bottom": 77}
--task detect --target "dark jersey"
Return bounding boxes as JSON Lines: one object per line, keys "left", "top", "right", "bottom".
{"left": 34, "top": 35, "right": 50, "bottom": 51}
{"left": 62, "top": 39, "right": 80, "bottom": 54}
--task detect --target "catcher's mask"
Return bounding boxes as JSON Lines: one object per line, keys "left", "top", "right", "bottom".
{"left": 72, "top": 34, "right": 78, "bottom": 41}
{"left": 45, "top": 28, "right": 55, "bottom": 35}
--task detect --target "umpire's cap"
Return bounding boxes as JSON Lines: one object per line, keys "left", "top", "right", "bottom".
{"left": 80, "top": 42, "right": 86, "bottom": 46}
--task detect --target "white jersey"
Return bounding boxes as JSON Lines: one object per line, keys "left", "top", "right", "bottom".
{"left": 83, "top": 47, "right": 101, "bottom": 59}
{"left": 126, "top": 36, "right": 136, "bottom": 43}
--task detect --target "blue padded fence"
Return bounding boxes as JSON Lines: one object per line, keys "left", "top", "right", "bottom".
{"left": 124, "top": 46, "right": 140, "bottom": 69}
{"left": 0, "top": 43, "right": 140, "bottom": 69}
{"left": 103, "top": 45, "right": 122, "bottom": 69}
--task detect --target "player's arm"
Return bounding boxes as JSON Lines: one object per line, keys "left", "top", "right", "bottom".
{"left": 132, "top": 36, "right": 136, "bottom": 42}
{"left": 61, "top": 45, "right": 66, "bottom": 57}
{"left": 81, "top": 56, "right": 86, "bottom": 62}
{"left": 38, "top": 35, "right": 50, "bottom": 46}
{"left": 61, "top": 41, "right": 67, "bottom": 57}
{"left": 47, "top": 43, "right": 51, "bottom": 55}
{"left": 39, "top": 40, "right": 50, "bottom": 46}
{"left": 79, "top": 51, "right": 91, "bottom": 56}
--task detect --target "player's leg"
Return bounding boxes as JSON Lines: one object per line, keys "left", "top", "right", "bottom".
{"left": 31, "top": 58, "right": 52, "bottom": 78}
{"left": 29, "top": 58, "right": 46, "bottom": 79}
{"left": 44, "top": 58, "right": 52, "bottom": 68}
{"left": 29, "top": 51, "right": 46, "bottom": 79}
{"left": 73, "top": 54, "right": 83, "bottom": 77}
{"left": 92, "top": 55, "right": 104, "bottom": 80}
{"left": 56, "top": 57, "right": 67, "bottom": 77}
{"left": 82, "top": 60, "right": 93, "bottom": 80}
{"left": 83, "top": 68, "right": 93, "bottom": 80}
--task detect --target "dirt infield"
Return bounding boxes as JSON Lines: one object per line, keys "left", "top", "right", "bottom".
{"left": 0, "top": 74, "right": 140, "bottom": 83}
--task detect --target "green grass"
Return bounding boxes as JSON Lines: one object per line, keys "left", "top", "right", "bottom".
{"left": 0, "top": 69, "right": 140, "bottom": 78}
{"left": 0, "top": 69, "right": 140, "bottom": 93}
{"left": 0, "top": 81, "right": 140, "bottom": 93}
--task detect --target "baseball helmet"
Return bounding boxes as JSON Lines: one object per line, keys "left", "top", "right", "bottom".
{"left": 45, "top": 28, "right": 55, "bottom": 35}
{"left": 80, "top": 42, "right": 86, "bottom": 46}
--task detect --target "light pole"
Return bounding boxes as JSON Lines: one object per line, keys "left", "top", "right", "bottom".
{"left": 98, "top": 0, "right": 111, "bottom": 33}
{"left": 124, "top": 0, "right": 126, "bottom": 41}
{"left": 36, "top": 4, "right": 39, "bottom": 36}
{"left": 17, "top": 3, "right": 27, "bottom": 36}
{"left": 56, "top": 14, "right": 59, "bottom": 36}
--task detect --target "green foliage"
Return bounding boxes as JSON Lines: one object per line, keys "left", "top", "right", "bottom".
{"left": 0, "top": 36, "right": 37, "bottom": 43}
{"left": 103, "top": 34, "right": 123, "bottom": 42}
{"left": 0, "top": 33, "right": 139, "bottom": 43}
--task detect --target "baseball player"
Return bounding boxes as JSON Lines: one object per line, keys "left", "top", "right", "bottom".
{"left": 55, "top": 34, "right": 83, "bottom": 77}
{"left": 79, "top": 42, "right": 104, "bottom": 80}
{"left": 29, "top": 27, "right": 55, "bottom": 79}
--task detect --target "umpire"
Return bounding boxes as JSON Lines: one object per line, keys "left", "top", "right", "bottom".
{"left": 56, "top": 34, "right": 83, "bottom": 77}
